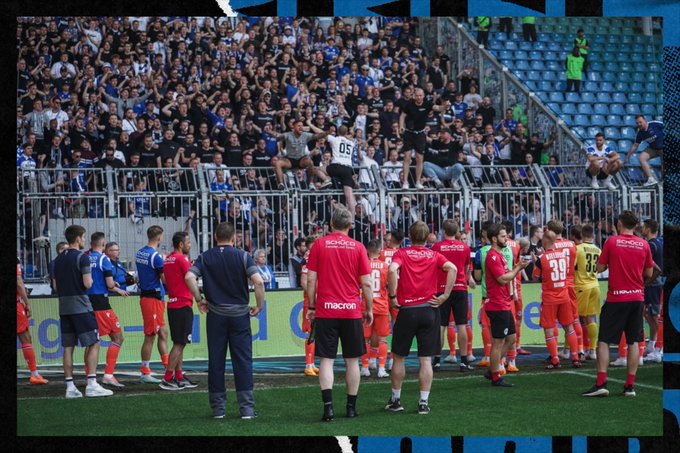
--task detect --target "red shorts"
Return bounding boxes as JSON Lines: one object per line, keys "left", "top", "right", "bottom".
{"left": 17, "top": 302, "right": 28, "bottom": 334}
{"left": 364, "top": 314, "right": 390, "bottom": 338}
{"left": 140, "top": 297, "right": 166, "bottom": 336}
{"left": 95, "top": 309, "right": 122, "bottom": 337}
{"left": 568, "top": 286, "right": 578, "bottom": 318}
{"left": 540, "top": 302, "right": 574, "bottom": 330}
{"left": 480, "top": 299, "right": 490, "bottom": 328}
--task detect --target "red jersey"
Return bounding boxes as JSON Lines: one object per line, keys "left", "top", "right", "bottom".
{"left": 379, "top": 247, "right": 398, "bottom": 265}
{"left": 507, "top": 238, "right": 522, "bottom": 288}
{"left": 17, "top": 259, "right": 22, "bottom": 304}
{"left": 485, "top": 248, "right": 512, "bottom": 311}
{"left": 432, "top": 239, "right": 470, "bottom": 292}
{"left": 391, "top": 246, "right": 448, "bottom": 308}
{"left": 163, "top": 251, "right": 193, "bottom": 309}
{"left": 362, "top": 258, "right": 389, "bottom": 315}
{"left": 532, "top": 249, "right": 569, "bottom": 305}
{"left": 307, "top": 233, "right": 371, "bottom": 319}
{"left": 554, "top": 238, "right": 576, "bottom": 284}
{"left": 599, "top": 234, "right": 654, "bottom": 303}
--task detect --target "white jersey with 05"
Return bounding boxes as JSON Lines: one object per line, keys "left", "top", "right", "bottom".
{"left": 327, "top": 134, "right": 355, "bottom": 167}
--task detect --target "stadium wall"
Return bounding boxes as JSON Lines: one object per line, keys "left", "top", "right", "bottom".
{"left": 18, "top": 282, "right": 608, "bottom": 368}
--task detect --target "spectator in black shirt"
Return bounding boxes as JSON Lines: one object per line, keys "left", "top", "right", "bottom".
{"left": 288, "top": 237, "right": 307, "bottom": 288}
{"left": 476, "top": 96, "right": 496, "bottom": 127}
{"left": 423, "top": 127, "right": 465, "bottom": 190}
{"left": 155, "top": 128, "right": 180, "bottom": 168}
{"left": 525, "top": 132, "right": 556, "bottom": 165}
{"left": 138, "top": 133, "right": 158, "bottom": 168}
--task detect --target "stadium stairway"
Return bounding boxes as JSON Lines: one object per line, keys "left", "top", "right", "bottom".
{"left": 477, "top": 17, "right": 662, "bottom": 168}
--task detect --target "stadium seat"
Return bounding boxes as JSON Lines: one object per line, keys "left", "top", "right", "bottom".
{"left": 550, "top": 92, "right": 565, "bottom": 102}
{"left": 619, "top": 62, "right": 633, "bottom": 72}
{"left": 615, "top": 52, "right": 629, "bottom": 62}
{"left": 587, "top": 72, "right": 602, "bottom": 82}
{"left": 602, "top": 72, "right": 617, "bottom": 82}
{"left": 625, "top": 104, "right": 641, "bottom": 115}
{"left": 544, "top": 51, "right": 557, "bottom": 60}
{"left": 489, "top": 41, "right": 504, "bottom": 51}
{"left": 622, "top": 114, "right": 636, "bottom": 124}
{"left": 632, "top": 72, "right": 646, "bottom": 82}
{"left": 574, "top": 115, "right": 590, "bottom": 127}
{"left": 604, "top": 43, "right": 618, "bottom": 52}
{"left": 546, "top": 103, "right": 561, "bottom": 114}
{"left": 643, "top": 93, "right": 657, "bottom": 104}
{"left": 589, "top": 61, "right": 604, "bottom": 72}
{"left": 602, "top": 52, "right": 615, "bottom": 61}
{"left": 648, "top": 63, "right": 660, "bottom": 72}
{"left": 560, "top": 114, "right": 573, "bottom": 123}
{"left": 593, "top": 34, "right": 606, "bottom": 44}
{"left": 645, "top": 82, "right": 658, "bottom": 92}
{"left": 587, "top": 126, "right": 603, "bottom": 137}
{"left": 529, "top": 51, "right": 541, "bottom": 60}
{"left": 615, "top": 82, "right": 629, "bottom": 92}
{"left": 600, "top": 82, "right": 615, "bottom": 92}
{"left": 649, "top": 157, "right": 661, "bottom": 167}
{"left": 578, "top": 104, "right": 594, "bottom": 114}
{"left": 548, "top": 42, "right": 561, "bottom": 51}
{"left": 618, "top": 140, "right": 633, "bottom": 153}
{"left": 606, "top": 115, "right": 623, "bottom": 126}
{"left": 539, "top": 81, "right": 553, "bottom": 91}
{"left": 514, "top": 70, "right": 527, "bottom": 80}
{"left": 499, "top": 50, "right": 512, "bottom": 60}
{"left": 612, "top": 92, "right": 627, "bottom": 103}
{"left": 519, "top": 42, "right": 533, "bottom": 51}
{"left": 641, "top": 104, "right": 656, "bottom": 116}
{"left": 527, "top": 70, "right": 540, "bottom": 80}
{"left": 581, "top": 92, "right": 596, "bottom": 103}
{"left": 543, "top": 71, "right": 557, "bottom": 81}
{"left": 604, "top": 127, "right": 621, "bottom": 139}
{"left": 630, "top": 52, "right": 642, "bottom": 62}
{"left": 593, "top": 103, "right": 609, "bottom": 115}
{"left": 525, "top": 81, "right": 538, "bottom": 91}
{"left": 534, "top": 42, "right": 546, "bottom": 51}
{"left": 605, "top": 140, "right": 618, "bottom": 151}
{"left": 590, "top": 115, "right": 606, "bottom": 127}
{"left": 617, "top": 73, "right": 631, "bottom": 82}
{"left": 546, "top": 61, "right": 561, "bottom": 71}
{"left": 596, "top": 92, "right": 612, "bottom": 103}
{"left": 515, "top": 61, "right": 530, "bottom": 70}
{"left": 565, "top": 92, "right": 580, "bottom": 103}
{"left": 515, "top": 50, "right": 528, "bottom": 60}
{"left": 627, "top": 93, "right": 642, "bottom": 103}
{"left": 554, "top": 81, "right": 566, "bottom": 91}
{"left": 585, "top": 81, "right": 599, "bottom": 92}
{"left": 604, "top": 62, "right": 620, "bottom": 72}
{"left": 531, "top": 61, "right": 545, "bottom": 70}
{"left": 620, "top": 127, "right": 637, "bottom": 139}
{"left": 571, "top": 126, "right": 586, "bottom": 138}
{"left": 627, "top": 153, "right": 640, "bottom": 166}
{"left": 561, "top": 103, "right": 577, "bottom": 115}
{"left": 505, "top": 41, "right": 517, "bottom": 50}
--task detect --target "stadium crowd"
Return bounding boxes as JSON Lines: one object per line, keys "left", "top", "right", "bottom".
{"left": 16, "top": 16, "right": 659, "bottom": 283}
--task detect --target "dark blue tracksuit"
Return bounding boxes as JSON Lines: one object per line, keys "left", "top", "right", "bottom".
{"left": 188, "top": 245, "right": 259, "bottom": 418}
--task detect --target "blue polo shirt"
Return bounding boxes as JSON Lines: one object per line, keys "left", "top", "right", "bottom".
{"left": 135, "top": 245, "right": 165, "bottom": 299}
{"left": 54, "top": 248, "right": 93, "bottom": 315}
{"left": 635, "top": 121, "right": 664, "bottom": 150}
{"left": 87, "top": 250, "right": 113, "bottom": 296}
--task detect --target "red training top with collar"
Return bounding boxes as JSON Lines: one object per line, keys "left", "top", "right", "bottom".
{"left": 163, "top": 251, "right": 193, "bottom": 309}
{"left": 485, "top": 248, "right": 512, "bottom": 311}
{"left": 391, "top": 246, "right": 448, "bottom": 308}
{"left": 432, "top": 239, "right": 470, "bottom": 292}
{"left": 306, "top": 233, "right": 371, "bottom": 319}
{"left": 533, "top": 248, "right": 569, "bottom": 304}
{"left": 599, "top": 234, "right": 653, "bottom": 303}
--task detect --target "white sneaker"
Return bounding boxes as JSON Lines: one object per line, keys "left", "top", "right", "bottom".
{"left": 444, "top": 355, "right": 458, "bottom": 364}
{"left": 644, "top": 343, "right": 655, "bottom": 356}
{"left": 360, "top": 367, "right": 371, "bottom": 377}
{"left": 647, "top": 351, "right": 663, "bottom": 363}
{"left": 433, "top": 179, "right": 444, "bottom": 189}
{"left": 387, "top": 358, "right": 393, "bottom": 371}
{"left": 559, "top": 348, "right": 571, "bottom": 360}
{"left": 102, "top": 375, "right": 125, "bottom": 388}
{"left": 377, "top": 368, "right": 389, "bottom": 378}
{"left": 86, "top": 382, "right": 114, "bottom": 397}
{"left": 604, "top": 176, "right": 617, "bottom": 191}
{"left": 587, "top": 350, "right": 597, "bottom": 360}
{"left": 402, "top": 182, "right": 410, "bottom": 189}
{"left": 140, "top": 374, "right": 161, "bottom": 384}
{"left": 368, "top": 358, "right": 377, "bottom": 370}
{"left": 65, "top": 387, "right": 83, "bottom": 399}
{"left": 466, "top": 354, "right": 476, "bottom": 363}
{"left": 415, "top": 182, "right": 425, "bottom": 190}
{"left": 643, "top": 176, "right": 658, "bottom": 187}
{"left": 591, "top": 178, "right": 599, "bottom": 190}
{"left": 452, "top": 182, "right": 461, "bottom": 190}
{"left": 610, "top": 357, "right": 627, "bottom": 367}
{"left": 639, "top": 356, "right": 644, "bottom": 366}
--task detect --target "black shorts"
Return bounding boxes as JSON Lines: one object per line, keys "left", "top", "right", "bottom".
{"left": 403, "top": 130, "right": 427, "bottom": 154}
{"left": 598, "top": 302, "right": 644, "bottom": 345}
{"left": 584, "top": 168, "right": 608, "bottom": 180}
{"left": 391, "top": 307, "right": 440, "bottom": 357}
{"left": 315, "top": 318, "right": 366, "bottom": 359}
{"left": 284, "top": 156, "right": 305, "bottom": 169}
{"left": 168, "top": 307, "right": 194, "bottom": 345}
{"left": 487, "top": 310, "right": 516, "bottom": 339}
{"left": 644, "top": 286, "right": 662, "bottom": 317}
{"left": 439, "top": 291, "right": 469, "bottom": 326}
{"left": 326, "top": 163, "right": 355, "bottom": 188}
{"left": 60, "top": 312, "right": 100, "bottom": 348}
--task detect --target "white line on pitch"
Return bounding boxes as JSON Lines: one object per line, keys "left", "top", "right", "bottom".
{"left": 564, "top": 370, "right": 663, "bottom": 391}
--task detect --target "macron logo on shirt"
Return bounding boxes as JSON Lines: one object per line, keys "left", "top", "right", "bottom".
{"left": 324, "top": 302, "right": 358, "bottom": 310}
{"left": 612, "top": 289, "right": 643, "bottom": 296}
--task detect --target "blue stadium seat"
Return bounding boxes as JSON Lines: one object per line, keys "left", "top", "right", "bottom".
{"left": 590, "top": 61, "right": 604, "bottom": 72}
{"left": 619, "top": 62, "right": 633, "bottom": 72}
{"left": 602, "top": 72, "right": 617, "bottom": 82}
{"left": 587, "top": 72, "right": 602, "bottom": 82}
{"left": 585, "top": 81, "right": 599, "bottom": 92}
{"left": 593, "top": 103, "right": 609, "bottom": 115}
{"left": 546, "top": 101, "right": 560, "bottom": 112}
{"left": 625, "top": 103, "right": 641, "bottom": 115}
{"left": 587, "top": 126, "right": 602, "bottom": 137}
{"left": 593, "top": 34, "right": 606, "bottom": 44}
{"left": 602, "top": 52, "right": 615, "bottom": 61}
{"left": 548, "top": 42, "right": 561, "bottom": 51}
{"left": 603, "top": 62, "right": 619, "bottom": 74}
{"left": 641, "top": 104, "right": 656, "bottom": 116}
{"left": 489, "top": 41, "right": 504, "bottom": 51}
{"left": 500, "top": 59, "right": 511, "bottom": 67}
{"left": 649, "top": 157, "right": 662, "bottom": 167}
{"left": 648, "top": 63, "right": 660, "bottom": 72}
{"left": 590, "top": 115, "right": 606, "bottom": 126}
{"left": 534, "top": 42, "right": 546, "bottom": 51}
{"left": 578, "top": 104, "right": 594, "bottom": 114}
{"left": 620, "top": 127, "right": 637, "bottom": 139}
{"left": 615, "top": 82, "right": 629, "bottom": 92}
{"left": 531, "top": 60, "right": 546, "bottom": 71}
{"left": 628, "top": 93, "right": 642, "bottom": 103}
{"left": 499, "top": 50, "right": 512, "bottom": 60}
{"left": 550, "top": 92, "right": 565, "bottom": 102}
{"left": 632, "top": 72, "right": 646, "bottom": 82}
{"left": 605, "top": 140, "right": 618, "bottom": 151}
{"left": 571, "top": 126, "right": 586, "bottom": 137}
{"left": 615, "top": 52, "right": 629, "bottom": 62}
{"left": 513, "top": 70, "right": 527, "bottom": 80}
{"left": 600, "top": 82, "right": 615, "bottom": 92}
{"left": 643, "top": 52, "right": 657, "bottom": 62}
{"left": 546, "top": 61, "right": 561, "bottom": 71}
{"left": 612, "top": 92, "right": 627, "bottom": 103}
{"left": 574, "top": 115, "right": 590, "bottom": 126}
{"left": 558, "top": 51, "right": 569, "bottom": 60}
{"left": 561, "top": 103, "right": 577, "bottom": 115}
{"left": 643, "top": 93, "right": 657, "bottom": 104}
{"left": 494, "top": 32, "right": 507, "bottom": 41}
{"left": 525, "top": 81, "right": 538, "bottom": 91}
{"left": 529, "top": 51, "right": 541, "bottom": 60}
{"left": 543, "top": 71, "right": 557, "bottom": 80}
{"left": 544, "top": 51, "right": 557, "bottom": 60}
{"left": 560, "top": 114, "right": 573, "bottom": 123}
{"left": 606, "top": 115, "right": 623, "bottom": 126}
{"left": 515, "top": 50, "right": 528, "bottom": 60}
{"left": 604, "top": 127, "right": 621, "bottom": 139}
{"left": 565, "top": 92, "right": 580, "bottom": 103}
{"left": 556, "top": 70, "right": 566, "bottom": 80}
{"left": 519, "top": 41, "right": 533, "bottom": 51}
{"left": 627, "top": 81, "right": 642, "bottom": 92}
{"left": 618, "top": 140, "right": 633, "bottom": 153}
{"left": 622, "top": 114, "right": 636, "bottom": 125}
{"left": 617, "top": 73, "right": 631, "bottom": 82}
{"left": 505, "top": 41, "right": 517, "bottom": 50}
{"left": 527, "top": 70, "right": 540, "bottom": 80}
{"left": 632, "top": 43, "right": 645, "bottom": 52}
{"left": 627, "top": 153, "right": 639, "bottom": 166}
{"left": 645, "top": 82, "right": 658, "bottom": 92}
{"left": 515, "top": 61, "right": 530, "bottom": 70}
{"left": 604, "top": 43, "right": 618, "bottom": 52}
{"left": 539, "top": 81, "right": 553, "bottom": 91}
{"left": 596, "top": 92, "right": 612, "bottom": 103}
{"left": 554, "top": 81, "right": 566, "bottom": 91}
{"left": 581, "top": 92, "right": 596, "bottom": 103}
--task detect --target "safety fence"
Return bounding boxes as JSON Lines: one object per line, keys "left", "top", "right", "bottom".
{"left": 18, "top": 165, "right": 661, "bottom": 286}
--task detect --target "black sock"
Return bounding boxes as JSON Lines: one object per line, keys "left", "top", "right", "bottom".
{"left": 346, "top": 394, "right": 357, "bottom": 407}
{"left": 461, "top": 355, "right": 469, "bottom": 365}
{"left": 433, "top": 356, "right": 440, "bottom": 365}
{"left": 322, "top": 389, "right": 332, "bottom": 405}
